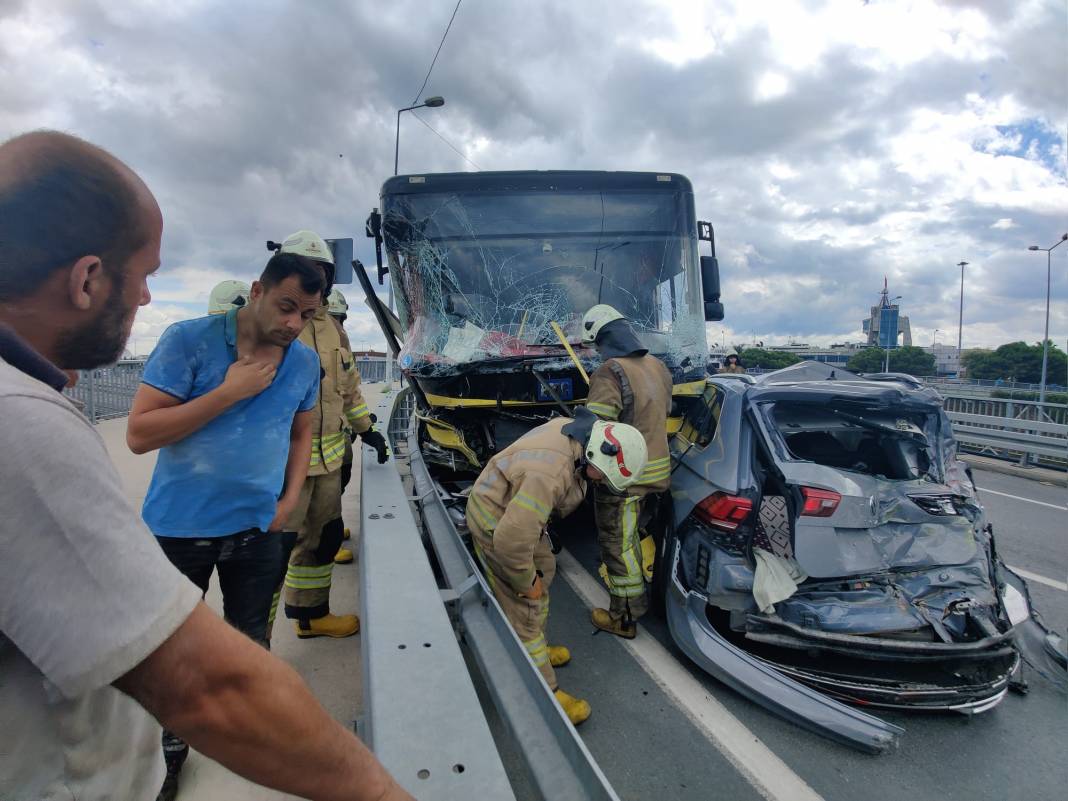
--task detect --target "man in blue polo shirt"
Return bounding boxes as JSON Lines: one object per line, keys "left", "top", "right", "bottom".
{"left": 127, "top": 251, "right": 323, "bottom": 800}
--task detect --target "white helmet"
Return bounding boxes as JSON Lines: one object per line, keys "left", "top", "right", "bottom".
{"left": 327, "top": 288, "right": 348, "bottom": 317}
{"left": 207, "top": 280, "right": 250, "bottom": 315}
{"left": 586, "top": 420, "right": 648, "bottom": 493}
{"left": 581, "top": 304, "right": 626, "bottom": 345}
{"left": 279, "top": 229, "right": 334, "bottom": 267}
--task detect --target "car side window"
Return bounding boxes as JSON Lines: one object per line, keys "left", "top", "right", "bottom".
{"left": 697, "top": 387, "right": 724, "bottom": 446}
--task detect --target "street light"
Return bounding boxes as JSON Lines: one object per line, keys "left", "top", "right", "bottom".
{"left": 389, "top": 95, "right": 444, "bottom": 387}
{"left": 956, "top": 261, "right": 968, "bottom": 373}
{"left": 1027, "top": 233, "right": 1068, "bottom": 410}
{"left": 394, "top": 95, "right": 445, "bottom": 175}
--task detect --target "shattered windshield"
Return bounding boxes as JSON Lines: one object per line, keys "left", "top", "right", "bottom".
{"left": 383, "top": 187, "right": 705, "bottom": 374}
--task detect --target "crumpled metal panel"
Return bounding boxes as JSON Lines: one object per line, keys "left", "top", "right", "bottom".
{"left": 665, "top": 543, "right": 905, "bottom": 754}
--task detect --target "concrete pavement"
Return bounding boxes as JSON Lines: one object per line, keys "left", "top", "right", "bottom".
{"left": 96, "top": 384, "right": 386, "bottom": 800}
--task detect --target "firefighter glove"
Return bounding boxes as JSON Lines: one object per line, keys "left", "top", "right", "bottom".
{"left": 360, "top": 428, "right": 390, "bottom": 463}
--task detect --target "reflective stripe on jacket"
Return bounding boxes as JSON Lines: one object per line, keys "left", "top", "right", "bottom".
{"left": 585, "top": 354, "right": 673, "bottom": 494}
{"left": 466, "top": 417, "right": 586, "bottom": 593}
{"left": 299, "top": 308, "right": 370, "bottom": 475}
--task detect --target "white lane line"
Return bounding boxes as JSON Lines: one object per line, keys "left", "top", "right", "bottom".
{"left": 976, "top": 486, "right": 1067, "bottom": 511}
{"left": 556, "top": 550, "right": 824, "bottom": 801}
{"left": 1007, "top": 565, "right": 1068, "bottom": 592}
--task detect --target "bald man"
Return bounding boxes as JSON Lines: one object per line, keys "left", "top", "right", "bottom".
{"left": 0, "top": 132, "right": 413, "bottom": 801}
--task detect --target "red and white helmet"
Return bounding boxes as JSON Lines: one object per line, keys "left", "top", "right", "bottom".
{"left": 586, "top": 420, "right": 648, "bottom": 493}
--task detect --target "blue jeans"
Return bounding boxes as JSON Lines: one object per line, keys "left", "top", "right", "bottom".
{"left": 155, "top": 528, "right": 282, "bottom": 776}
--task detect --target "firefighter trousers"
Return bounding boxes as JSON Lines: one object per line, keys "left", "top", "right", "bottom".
{"left": 470, "top": 521, "right": 558, "bottom": 690}
{"left": 594, "top": 489, "right": 649, "bottom": 621}
{"left": 283, "top": 470, "right": 344, "bottom": 621}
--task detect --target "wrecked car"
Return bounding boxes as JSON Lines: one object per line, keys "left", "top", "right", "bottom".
{"left": 662, "top": 361, "right": 1059, "bottom": 751}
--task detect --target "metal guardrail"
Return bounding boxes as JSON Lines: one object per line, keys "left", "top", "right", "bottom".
{"left": 358, "top": 390, "right": 515, "bottom": 799}
{"left": 942, "top": 394, "right": 1068, "bottom": 468}
{"left": 363, "top": 388, "right": 620, "bottom": 801}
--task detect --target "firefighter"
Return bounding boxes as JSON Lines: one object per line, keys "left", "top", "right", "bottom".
{"left": 207, "top": 279, "right": 250, "bottom": 315}
{"left": 327, "top": 289, "right": 358, "bottom": 557}
{"left": 466, "top": 409, "right": 648, "bottom": 726}
{"left": 277, "top": 231, "right": 389, "bottom": 639}
{"left": 581, "top": 304, "right": 673, "bottom": 639}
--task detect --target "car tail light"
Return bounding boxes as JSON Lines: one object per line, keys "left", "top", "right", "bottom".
{"left": 694, "top": 492, "right": 753, "bottom": 530}
{"left": 800, "top": 487, "right": 841, "bottom": 517}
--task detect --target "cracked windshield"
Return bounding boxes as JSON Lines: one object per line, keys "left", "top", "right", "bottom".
{"left": 383, "top": 187, "right": 706, "bottom": 374}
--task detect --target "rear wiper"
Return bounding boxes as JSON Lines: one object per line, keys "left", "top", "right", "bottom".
{"left": 828, "top": 408, "right": 928, "bottom": 442}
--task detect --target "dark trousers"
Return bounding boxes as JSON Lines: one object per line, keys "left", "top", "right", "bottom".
{"left": 155, "top": 528, "right": 281, "bottom": 773}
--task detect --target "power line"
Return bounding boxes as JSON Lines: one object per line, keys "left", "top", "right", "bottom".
{"left": 411, "top": 111, "right": 481, "bottom": 171}
{"left": 412, "top": 0, "right": 462, "bottom": 105}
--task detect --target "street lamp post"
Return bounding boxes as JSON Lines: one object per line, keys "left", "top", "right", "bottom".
{"left": 394, "top": 96, "right": 445, "bottom": 176}
{"left": 389, "top": 95, "right": 444, "bottom": 387}
{"left": 1028, "top": 233, "right": 1068, "bottom": 410}
{"left": 956, "top": 261, "right": 968, "bottom": 375}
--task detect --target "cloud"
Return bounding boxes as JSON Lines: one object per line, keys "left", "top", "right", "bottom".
{"left": 1, "top": 0, "right": 1064, "bottom": 354}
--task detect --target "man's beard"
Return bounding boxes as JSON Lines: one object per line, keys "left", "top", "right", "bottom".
{"left": 53, "top": 280, "right": 133, "bottom": 369}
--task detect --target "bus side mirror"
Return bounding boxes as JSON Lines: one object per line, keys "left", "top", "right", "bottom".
{"left": 365, "top": 208, "right": 386, "bottom": 284}
{"left": 701, "top": 255, "right": 724, "bottom": 321}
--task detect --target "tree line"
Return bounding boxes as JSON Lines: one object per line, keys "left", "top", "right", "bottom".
{"left": 731, "top": 341, "right": 1066, "bottom": 384}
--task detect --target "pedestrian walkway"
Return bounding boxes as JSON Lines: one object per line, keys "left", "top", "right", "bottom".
{"left": 96, "top": 386, "right": 382, "bottom": 800}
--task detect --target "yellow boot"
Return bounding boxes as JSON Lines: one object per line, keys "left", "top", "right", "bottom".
{"left": 548, "top": 645, "right": 571, "bottom": 667}
{"left": 554, "top": 689, "right": 591, "bottom": 726}
{"left": 334, "top": 547, "right": 354, "bottom": 564}
{"left": 591, "top": 608, "right": 636, "bottom": 639}
{"left": 296, "top": 613, "right": 360, "bottom": 639}
{"left": 342, "top": 527, "right": 352, "bottom": 541}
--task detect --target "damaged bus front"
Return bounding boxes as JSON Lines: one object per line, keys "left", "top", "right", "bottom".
{"left": 361, "top": 170, "right": 722, "bottom": 469}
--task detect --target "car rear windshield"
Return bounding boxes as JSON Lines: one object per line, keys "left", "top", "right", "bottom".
{"left": 769, "top": 402, "right": 934, "bottom": 481}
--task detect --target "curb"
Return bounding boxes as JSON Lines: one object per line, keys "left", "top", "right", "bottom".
{"left": 961, "top": 455, "right": 1068, "bottom": 487}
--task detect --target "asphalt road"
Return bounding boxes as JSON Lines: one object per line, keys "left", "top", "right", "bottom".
{"left": 542, "top": 467, "right": 1068, "bottom": 801}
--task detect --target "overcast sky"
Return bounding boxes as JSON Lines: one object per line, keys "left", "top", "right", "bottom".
{"left": 2, "top": 0, "right": 1065, "bottom": 354}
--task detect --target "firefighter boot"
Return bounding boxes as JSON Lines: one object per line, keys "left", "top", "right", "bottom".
{"left": 554, "top": 689, "right": 591, "bottom": 726}
{"left": 591, "top": 607, "right": 637, "bottom": 639}
{"left": 343, "top": 527, "right": 352, "bottom": 540}
{"left": 334, "top": 547, "right": 354, "bottom": 564}
{"left": 296, "top": 613, "right": 360, "bottom": 639}
{"left": 548, "top": 645, "right": 571, "bottom": 667}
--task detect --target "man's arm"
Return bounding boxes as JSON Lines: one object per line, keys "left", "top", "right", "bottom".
{"left": 268, "top": 409, "right": 314, "bottom": 532}
{"left": 115, "top": 603, "right": 413, "bottom": 801}
{"left": 127, "top": 356, "right": 275, "bottom": 454}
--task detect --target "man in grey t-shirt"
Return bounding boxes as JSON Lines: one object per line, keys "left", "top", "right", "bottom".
{"left": 0, "top": 131, "right": 414, "bottom": 800}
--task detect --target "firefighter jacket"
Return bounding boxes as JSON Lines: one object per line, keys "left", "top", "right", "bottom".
{"left": 585, "top": 354, "right": 673, "bottom": 494}
{"left": 467, "top": 417, "right": 587, "bottom": 593}
{"left": 718, "top": 364, "right": 746, "bottom": 374}
{"left": 298, "top": 306, "right": 372, "bottom": 477}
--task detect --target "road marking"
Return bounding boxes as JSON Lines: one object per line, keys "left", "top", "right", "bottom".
{"left": 977, "top": 486, "right": 1067, "bottom": 511}
{"left": 1008, "top": 565, "right": 1068, "bottom": 592}
{"left": 556, "top": 550, "right": 824, "bottom": 801}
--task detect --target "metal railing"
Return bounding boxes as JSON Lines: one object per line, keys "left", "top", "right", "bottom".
{"left": 64, "top": 360, "right": 145, "bottom": 423}
{"left": 942, "top": 393, "right": 1068, "bottom": 468}
{"left": 360, "top": 388, "right": 620, "bottom": 800}
{"left": 62, "top": 357, "right": 397, "bottom": 423}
